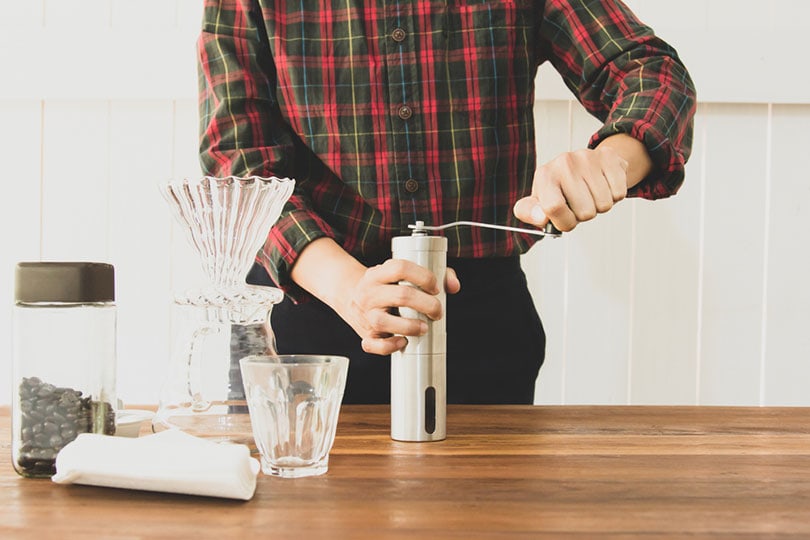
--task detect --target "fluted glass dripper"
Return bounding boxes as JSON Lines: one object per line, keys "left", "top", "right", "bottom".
{"left": 160, "top": 175, "right": 295, "bottom": 289}
{"left": 155, "top": 175, "right": 295, "bottom": 445}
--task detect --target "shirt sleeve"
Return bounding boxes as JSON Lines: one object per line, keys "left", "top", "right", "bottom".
{"left": 537, "top": 0, "right": 697, "bottom": 199}
{"left": 197, "top": 0, "right": 335, "bottom": 298}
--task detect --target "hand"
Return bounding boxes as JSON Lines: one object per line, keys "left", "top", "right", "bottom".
{"left": 290, "top": 238, "right": 462, "bottom": 356}
{"left": 341, "top": 260, "right": 460, "bottom": 356}
{"left": 513, "top": 144, "right": 629, "bottom": 232}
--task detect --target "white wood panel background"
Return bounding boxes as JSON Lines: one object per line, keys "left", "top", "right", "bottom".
{"left": 2, "top": 1, "right": 809, "bottom": 407}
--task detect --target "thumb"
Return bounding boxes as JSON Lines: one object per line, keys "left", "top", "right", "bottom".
{"left": 513, "top": 197, "right": 549, "bottom": 227}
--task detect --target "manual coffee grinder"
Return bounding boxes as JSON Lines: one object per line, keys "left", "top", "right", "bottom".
{"left": 390, "top": 220, "right": 561, "bottom": 442}
{"left": 390, "top": 222, "right": 448, "bottom": 442}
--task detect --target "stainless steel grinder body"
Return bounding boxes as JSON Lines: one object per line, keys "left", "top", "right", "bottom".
{"left": 390, "top": 232, "right": 448, "bottom": 442}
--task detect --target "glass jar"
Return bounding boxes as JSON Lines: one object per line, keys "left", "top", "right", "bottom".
{"left": 12, "top": 262, "right": 117, "bottom": 478}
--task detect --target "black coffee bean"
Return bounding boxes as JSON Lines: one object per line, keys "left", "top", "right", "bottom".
{"left": 60, "top": 393, "right": 79, "bottom": 408}
{"left": 33, "top": 460, "right": 55, "bottom": 474}
{"left": 16, "top": 376, "right": 115, "bottom": 477}
{"left": 33, "top": 433, "right": 49, "bottom": 446}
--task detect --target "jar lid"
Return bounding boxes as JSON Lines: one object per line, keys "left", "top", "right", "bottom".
{"left": 15, "top": 262, "right": 115, "bottom": 303}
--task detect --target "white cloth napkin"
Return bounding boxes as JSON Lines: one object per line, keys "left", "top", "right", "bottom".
{"left": 52, "top": 430, "right": 260, "bottom": 500}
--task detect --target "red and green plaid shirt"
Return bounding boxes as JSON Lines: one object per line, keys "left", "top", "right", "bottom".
{"left": 198, "top": 0, "right": 696, "bottom": 295}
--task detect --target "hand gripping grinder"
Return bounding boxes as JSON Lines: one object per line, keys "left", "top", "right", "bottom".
{"left": 390, "top": 222, "right": 447, "bottom": 442}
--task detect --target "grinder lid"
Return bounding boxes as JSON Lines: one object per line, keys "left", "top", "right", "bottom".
{"left": 15, "top": 262, "right": 115, "bottom": 303}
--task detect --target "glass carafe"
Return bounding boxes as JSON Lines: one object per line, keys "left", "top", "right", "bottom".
{"left": 154, "top": 176, "right": 294, "bottom": 444}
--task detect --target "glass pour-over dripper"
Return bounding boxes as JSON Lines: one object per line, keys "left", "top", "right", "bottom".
{"left": 154, "top": 175, "right": 294, "bottom": 444}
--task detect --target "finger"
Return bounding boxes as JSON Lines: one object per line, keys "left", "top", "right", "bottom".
{"left": 513, "top": 196, "right": 549, "bottom": 227}
{"left": 391, "top": 284, "right": 443, "bottom": 320}
{"left": 445, "top": 267, "right": 461, "bottom": 295}
{"left": 558, "top": 165, "right": 598, "bottom": 224}
{"left": 601, "top": 153, "right": 629, "bottom": 202}
{"left": 361, "top": 335, "right": 408, "bottom": 356}
{"left": 365, "top": 307, "right": 428, "bottom": 337}
{"left": 357, "top": 282, "right": 443, "bottom": 320}
{"left": 532, "top": 161, "right": 579, "bottom": 231}
{"left": 582, "top": 158, "right": 615, "bottom": 214}
{"left": 368, "top": 259, "right": 439, "bottom": 294}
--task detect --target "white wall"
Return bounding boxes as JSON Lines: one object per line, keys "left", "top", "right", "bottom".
{"left": 2, "top": 1, "right": 809, "bottom": 407}
{"left": 527, "top": 102, "right": 810, "bottom": 406}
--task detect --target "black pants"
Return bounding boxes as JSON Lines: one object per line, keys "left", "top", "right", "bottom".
{"left": 247, "top": 257, "right": 545, "bottom": 405}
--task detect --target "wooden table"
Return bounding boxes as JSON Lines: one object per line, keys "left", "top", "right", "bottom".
{"left": 2, "top": 405, "right": 810, "bottom": 538}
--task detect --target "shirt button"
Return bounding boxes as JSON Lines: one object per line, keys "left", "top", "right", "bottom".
{"left": 398, "top": 105, "right": 413, "bottom": 120}
{"left": 391, "top": 28, "right": 407, "bottom": 42}
{"left": 404, "top": 178, "right": 419, "bottom": 193}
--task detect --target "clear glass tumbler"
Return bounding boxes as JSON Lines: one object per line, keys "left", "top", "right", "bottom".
{"left": 240, "top": 355, "right": 349, "bottom": 478}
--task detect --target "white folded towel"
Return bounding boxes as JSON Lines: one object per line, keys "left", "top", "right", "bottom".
{"left": 52, "top": 430, "right": 260, "bottom": 500}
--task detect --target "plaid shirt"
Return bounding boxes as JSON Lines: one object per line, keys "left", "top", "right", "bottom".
{"left": 198, "top": 0, "right": 696, "bottom": 296}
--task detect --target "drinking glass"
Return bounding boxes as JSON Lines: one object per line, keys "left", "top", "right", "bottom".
{"left": 240, "top": 355, "right": 348, "bottom": 478}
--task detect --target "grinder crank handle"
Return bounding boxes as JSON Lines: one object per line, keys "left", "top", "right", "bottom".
{"left": 408, "top": 220, "right": 562, "bottom": 238}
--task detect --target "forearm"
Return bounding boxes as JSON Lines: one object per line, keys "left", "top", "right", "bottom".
{"left": 585, "top": 48, "right": 695, "bottom": 199}
{"left": 539, "top": 0, "right": 696, "bottom": 199}
{"left": 289, "top": 237, "right": 366, "bottom": 317}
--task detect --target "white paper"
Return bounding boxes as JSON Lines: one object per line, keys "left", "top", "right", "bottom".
{"left": 52, "top": 430, "right": 260, "bottom": 500}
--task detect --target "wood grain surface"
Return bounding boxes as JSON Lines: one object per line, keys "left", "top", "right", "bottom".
{"left": 2, "top": 405, "right": 810, "bottom": 539}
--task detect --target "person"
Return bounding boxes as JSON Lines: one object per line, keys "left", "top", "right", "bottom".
{"left": 198, "top": 0, "right": 696, "bottom": 404}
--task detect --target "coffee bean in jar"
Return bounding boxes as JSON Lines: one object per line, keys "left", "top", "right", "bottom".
{"left": 15, "top": 377, "right": 116, "bottom": 477}
{"left": 12, "top": 262, "right": 118, "bottom": 478}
